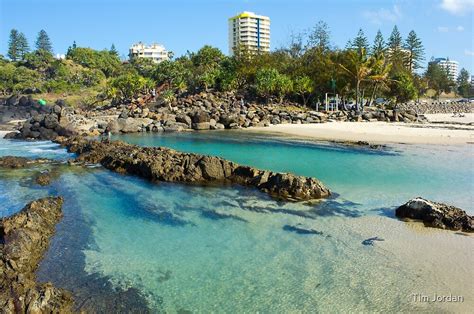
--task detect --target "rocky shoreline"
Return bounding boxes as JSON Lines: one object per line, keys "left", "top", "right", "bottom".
{"left": 5, "top": 92, "right": 472, "bottom": 141}
{"left": 57, "top": 137, "right": 331, "bottom": 201}
{"left": 0, "top": 197, "right": 74, "bottom": 312}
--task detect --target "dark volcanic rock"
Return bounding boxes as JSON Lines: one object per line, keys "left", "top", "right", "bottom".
{"left": 0, "top": 197, "right": 74, "bottom": 312}
{"left": 57, "top": 137, "right": 331, "bottom": 201}
{"left": 396, "top": 197, "right": 473, "bottom": 232}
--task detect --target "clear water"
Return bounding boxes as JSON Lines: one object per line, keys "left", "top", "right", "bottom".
{"left": 1, "top": 133, "right": 473, "bottom": 312}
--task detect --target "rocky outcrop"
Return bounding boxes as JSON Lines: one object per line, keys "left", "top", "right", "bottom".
{"left": 396, "top": 197, "right": 473, "bottom": 232}
{"left": 57, "top": 137, "right": 330, "bottom": 201}
{"left": 0, "top": 156, "right": 51, "bottom": 169}
{"left": 6, "top": 92, "right": 454, "bottom": 140}
{"left": 0, "top": 96, "right": 51, "bottom": 130}
{"left": 5, "top": 100, "right": 76, "bottom": 140}
{"left": 0, "top": 197, "right": 74, "bottom": 312}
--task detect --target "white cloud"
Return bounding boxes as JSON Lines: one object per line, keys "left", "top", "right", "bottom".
{"left": 465, "top": 49, "right": 474, "bottom": 56}
{"left": 440, "top": 0, "right": 474, "bottom": 15}
{"left": 363, "top": 5, "right": 402, "bottom": 24}
{"left": 437, "top": 25, "right": 466, "bottom": 32}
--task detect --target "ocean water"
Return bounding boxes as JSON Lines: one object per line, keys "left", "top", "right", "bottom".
{"left": 0, "top": 133, "right": 473, "bottom": 312}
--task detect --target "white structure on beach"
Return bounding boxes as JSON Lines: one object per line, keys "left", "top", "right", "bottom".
{"left": 430, "top": 57, "right": 459, "bottom": 81}
{"left": 228, "top": 11, "right": 270, "bottom": 56}
{"left": 129, "top": 42, "right": 169, "bottom": 63}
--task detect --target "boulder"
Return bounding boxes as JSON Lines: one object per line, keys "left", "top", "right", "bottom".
{"left": 192, "top": 122, "right": 210, "bottom": 130}
{"left": 396, "top": 197, "right": 473, "bottom": 232}
{"left": 176, "top": 114, "right": 192, "bottom": 127}
{"left": 192, "top": 111, "right": 210, "bottom": 123}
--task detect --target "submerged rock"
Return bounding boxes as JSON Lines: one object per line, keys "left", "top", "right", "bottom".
{"left": 35, "top": 171, "right": 53, "bottom": 186}
{"left": 396, "top": 197, "right": 473, "bottom": 232}
{"left": 56, "top": 137, "right": 331, "bottom": 201}
{"left": 0, "top": 197, "right": 74, "bottom": 312}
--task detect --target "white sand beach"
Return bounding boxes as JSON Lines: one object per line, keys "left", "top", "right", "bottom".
{"left": 251, "top": 119, "right": 474, "bottom": 145}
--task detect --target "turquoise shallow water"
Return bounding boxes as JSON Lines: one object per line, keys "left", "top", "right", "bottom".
{"left": 1, "top": 133, "right": 473, "bottom": 312}
{"left": 112, "top": 131, "right": 474, "bottom": 213}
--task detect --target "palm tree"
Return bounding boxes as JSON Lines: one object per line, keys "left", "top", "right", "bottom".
{"left": 338, "top": 48, "right": 373, "bottom": 111}
{"left": 367, "top": 53, "right": 392, "bottom": 106}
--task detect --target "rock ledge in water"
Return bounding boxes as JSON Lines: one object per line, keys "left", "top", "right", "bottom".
{"left": 0, "top": 156, "right": 51, "bottom": 168}
{"left": 0, "top": 197, "right": 74, "bottom": 312}
{"left": 57, "top": 137, "right": 331, "bottom": 201}
{"left": 396, "top": 197, "right": 473, "bottom": 232}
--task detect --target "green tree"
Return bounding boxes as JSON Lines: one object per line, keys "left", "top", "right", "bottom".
{"left": 457, "top": 68, "right": 471, "bottom": 97}
{"left": 107, "top": 72, "right": 153, "bottom": 101}
{"left": 275, "top": 74, "right": 293, "bottom": 103}
{"left": 371, "top": 30, "right": 385, "bottom": 57}
{"left": 338, "top": 48, "right": 373, "bottom": 110}
{"left": 8, "top": 29, "right": 20, "bottom": 61}
{"left": 110, "top": 44, "right": 119, "bottom": 57}
{"left": 35, "top": 29, "right": 53, "bottom": 54}
{"left": 367, "top": 53, "right": 392, "bottom": 106}
{"left": 66, "top": 47, "right": 121, "bottom": 77}
{"left": 130, "top": 57, "right": 156, "bottom": 78}
{"left": 153, "top": 58, "right": 191, "bottom": 93}
{"left": 17, "top": 32, "right": 30, "bottom": 60}
{"left": 425, "top": 62, "right": 452, "bottom": 99}
{"left": 189, "top": 45, "right": 225, "bottom": 91}
{"left": 22, "top": 49, "right": 55, "bottom": 72}
{"left": 8, "top": 29, "right": 29, "bottom": 61}
{"left": 403, "top": 30, "right": 424, "bottom": 73}
{"left": 217, "top": 57, "right": 238, "bottom": 92}
{"left": 352, "top": 29, "right": 369, "bottom": 52}
{"left": 293, "top": 76, "right": 314, "bottom": 106}
{"left": 387, "top": 26, "right": 405, "bottom": 71}
{"left": 255, "top": 68, "right": 280, "bottom": 102}
{"left": 388, "top": 72, "right": 417, "bottom": 103}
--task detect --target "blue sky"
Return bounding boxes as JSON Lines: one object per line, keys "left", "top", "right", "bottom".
{"left": 1, "top": 0, "right": 473, "bottom": 73}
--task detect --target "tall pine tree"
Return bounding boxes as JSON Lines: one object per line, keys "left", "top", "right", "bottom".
{"left": 9, "top": 30, "right": 30, "bottom": 61}
{"left": 403, "top": 30, "right": 424, "bottom": 73}
{"left": 352, "top": 29, "right": 369, "bottom": 52}
{"left": 387, "top": 25, "right": 405, "bottom": 72}
{"left": 7, "top": 29, "right": 20, "bottom": 61}
{"left": 110, "top": 43, "right": 119, "bottom": 57}
{"left": 371, "top": 30, "right": 385, "bottom": 56}
{"left": 35, "top": 29, "right": 53, "bottom": 54}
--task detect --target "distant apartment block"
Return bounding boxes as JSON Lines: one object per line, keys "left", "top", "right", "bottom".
{"left": 129, "top": 42, "right": 169, "bottom": 63}
{"left": 430, "top": 57, "right": 459, "bottom": 81}
{"left": 471, "top": 75, "right": 474, "bottom": 88}
{"left": 228, "top": 11, "right": 270, "bottom": 56}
